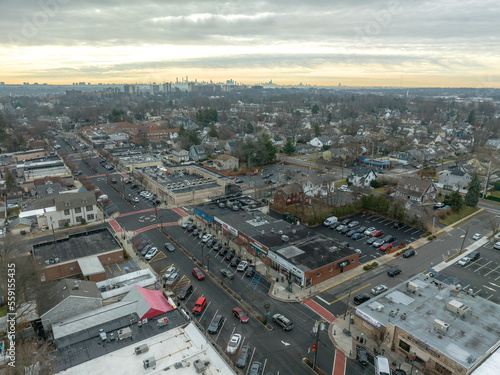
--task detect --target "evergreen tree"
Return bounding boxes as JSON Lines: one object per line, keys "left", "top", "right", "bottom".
{"left": 465, "top": 172, "right": 481, "bottom": 206}
{"left": 283, "top": 140, "right": 296, "bottom": 155}
{"left": 449, "top": 190, "right": 464, "bottom": 211}
{"left": 311, "top": 104, "right": 319, "bottom": 114}
{"left": 314, "top": 123, "right": 321, "bottom": 137}
{"left": 208, "top": 124, "right": 218, "bottom": 138}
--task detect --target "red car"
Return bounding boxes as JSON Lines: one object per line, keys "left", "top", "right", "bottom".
{"left": 192, "top": 267, "right": 205, "bottom": 280}
{"left": 192, "top": 297, "right": 207, "bottom": 314}
{"left": 380, "top": 243, "right": 393, "bottom": 252}
{"left": 232, "top": 307, "right": 249, "bottom": 323}
{"left": 370, "top": 230, "right": 384, "bottom": 237}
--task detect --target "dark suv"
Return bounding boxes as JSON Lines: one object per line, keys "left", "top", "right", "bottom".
{"left": 177, "top": 284, "right": 193, "bottom": 300}
{"left": 353, "top": 294, "right": 371, "bottom": 305}
{"left": 469, "top": 251, "right": 480, "bottom": 261}
{"left": 208, "top": 315, "right": 225, "bottom": 334}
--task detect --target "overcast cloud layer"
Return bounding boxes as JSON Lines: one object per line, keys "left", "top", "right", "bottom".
{"left": 0, "top": 0, "right": 499, "bottom": 86}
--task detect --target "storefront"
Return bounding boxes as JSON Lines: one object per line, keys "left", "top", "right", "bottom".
{"left": 267, "top": 251, "right": 305, "bottom": 287}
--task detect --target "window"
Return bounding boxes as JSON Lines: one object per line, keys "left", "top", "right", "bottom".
{"left": 399, "top": 340, "right": 410, "bottom": 352}
{"left": 317, "top": 272, "right": 321, "bottom": 277}
{"left": 64, "top": 209, "right": 70, "bottom": 215}
{"left": 329, "top": 267, "right": 333, "bottom": 272}
{"left": 86, "top": 205, "right": 93, "bottom": 211}
{"left": 87, "top": 214, "right": 95, "bottom": 220}
{"left": 75, "top": 207, "right": 82, "bottom": 213}
{"left": 76, "top": 216, "right": 83, "bottom": 223}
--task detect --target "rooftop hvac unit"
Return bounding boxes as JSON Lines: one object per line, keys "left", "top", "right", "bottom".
{"left": 279, "top": 230, "right": 283, "bottom": 235}
{"left": 143, "top": 356, "right": 156, "bottom": 369}
{"left": 142, "top": 318, "right": 148, "bottom": 324}
{"left": 193, "top": 359, "right": 207, "bottom": 373}
{"left": 447, "top": 299, "right": 471, "bottom": 316}
{"left": 389, "top": 310, "right": 396, "bottom": 318}
{"left": 401, "top": 313, "right": 407, "bottom": 320}
{"left": 434, "top": 319, "right": 450, "bottom": 333}
{"left": 281, "top": 235, "right": 289, "bottom": 243}
{"left": 328, "top": 246, "right": 338, "bottom": 253}
{"left": 135, "top": 344, "right": 149, "bottom": 355}
{"left": 406, "top": 281, "right": 418, "bottom": 293}
{"left": 118, "top": 327, "right": 132, "bottom": 340}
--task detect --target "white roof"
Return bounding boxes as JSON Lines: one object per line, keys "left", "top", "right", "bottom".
{"left": 19, "top": 207, "right": 56, "bottom": 218}
{"left": 77, "top": 257, "right": 105, "bottom": 276}
{"left": 57, "top": 323, "right": 235, "bottom": 375}
{"left": 473, "top": 349, "right": 500, "bottom": 374}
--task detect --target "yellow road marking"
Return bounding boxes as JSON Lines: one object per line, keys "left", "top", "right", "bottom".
{"left": 160, "top": 263, "right": 175, "bottom": 274}
{"left": 116, "top": 263, "right": 121, "bottom": 271}
{"left": 328, "top": 283, "right": 371, "bottom": 305}
{"left": 150, "top": 251, "right": 167, "bottom": 263}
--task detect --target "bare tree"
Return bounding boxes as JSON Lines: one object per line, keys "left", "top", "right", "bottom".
{"left": 487, "top": 217, "right": 500, "bottom": 237}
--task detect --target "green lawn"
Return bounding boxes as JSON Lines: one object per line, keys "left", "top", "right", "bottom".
{"left": 488, "top": 190, "right": 500, "bottom": 198}
{"left": 0, "top": 305, "right": 6, "bottom": 317}
{"left": 334, "top": 179, "right": 348, "bottom": 187}
{"left": 439, "top": 206, "right": 480, "bottom": 226}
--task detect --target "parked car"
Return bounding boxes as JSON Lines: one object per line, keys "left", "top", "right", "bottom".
{"left": 329, "top": 222, "right": 341, "bottom": 230}
{"left": 348, "top": 221, "right": 359, "bottom": 228}
{"left": 358, "top": 348, "right": 368, "bottom": 365}
{"left": 339, "top": 241, "right": 350, "bottom": 247}
{"left": 225, "top": 252, "right": 235, "bottom": 261}
{"left": 237, "top": 261, "right": 248, "bottom": 271}
{"left": 458, "top": 256, "right": 471, "bottom": 266}
{"left": 208, "top": 314, "right": 225, "bottom": 334}
{"left": 367, "top": 237, "right": 378, "bottom": 245}
{"left": 236, "top": 345, "right": 250, "bottom": 368}
{"left": 371, "top": 284, "right": 388, "bottom": 295}
{"left": 370, "top": 230, "right": 384, "bottom": 237}
{"left": 132, "top": 197, "right": 140, "bottom": 203}
{"left": 165, "top": 272, "right": 179, "bottom": 286}
{"left": 357, "top": 226, "right": 367, "bottom": 234}
{"left": 141, "top": 244, "right": 153, "bottom": 256}
{"left": 164, "top": 266, "right": 176, "bottom": 279}
{"left": 372, "top": 238, "right": 386, "bottom": 247}
{"left": 177, "top": 284, "right": 193, "bottom": 300}
{"left": 219, "top": 248, "right": 228, "bottom": 257}
{"left": 202, "top": 234, "right": 213, "bottom": 243}
{"left": 340, "top": 226, "right": 351, "bottom": 234}
{"left": 192, "top": 297, "right": 207, "bottom": 314}
{"left": 144, "top": 247, "right": 159, "bottom": 260}
{"left": 192, "top": 267, "right": 205, "bottom": 280}
{"left": 494, "top": 242, "right": 500, "bottom": 250}
{"left": 352, "top": 232, "right": 364, "bottom": 240}
{"left": 232, "top": 307, "right": 249, "bottom": 323}
{"left": 272, "top": 313, "right": 293, "bottom": 330}
{"left": 469, "top": 251, "right": 480, "bottom": 261}
{"left": 245, "top": 265, "right": 256, "bottom": 277}
{"left": 164, "top": 242, "right": 175, "bottom": 252}
{"left": 230, "top": 257, "right": 241, "bottom": 267}
{"left": 353, "top": 294, "right": 371, "bottom": 305}
{"left": 380, "top": 243, "right": 393, "bottom": 252}
{"left": 403, "top": 249, "right": 415, "bottom": 258}
{"left": 387, "top": 267, "right": 401, "bottom": 277}
{"left": 336, "top": 224, "right": 347, "bottom": 232}
{"left": 346, "top": 229, "right": 357, "bottom": 237}
{"left": 472, "top": 233, "right": 483, "bottom": 240}
{"left": 249, "top": 361, "right": 263, "bottom": 375}
{"left": 341, "top": 218, "right": 352, "bottom": 225}
{"left": 434, "top": 202, "right": 445, "bottom": 210}
{"left": 182, "top": 221, "right": 193, "bottom": 229}
{"left": 212, "top": 242, "right": 223, "bottom": 251}
{"left": 364, "top": 227, "right": 376, "bottom": 236}
{"left": 227, "top": 334, "right": 242, "bottom": 354}
{"left": 220, "top": 268, "right": 235, "bottom": 279}
{"left": 206, "top": 238, "right": 215, "bottom": 248}
{"left": 393, "top": 222, "right": 405, "bottom": 229}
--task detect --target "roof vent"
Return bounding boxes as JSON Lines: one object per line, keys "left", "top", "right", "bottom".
{"left": 73, "top": 280, "right": 79, "bottom": 289}
{"left": 281, "top": 235, "right": 289, "bottom": 243}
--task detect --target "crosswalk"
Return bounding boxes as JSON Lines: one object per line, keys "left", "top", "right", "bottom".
{"left": 480, "top": 201, "right": 500, "bottom": 217}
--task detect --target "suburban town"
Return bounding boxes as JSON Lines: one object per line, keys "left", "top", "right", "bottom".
{"left": 0, "top": 81, "right": 499, "bottom": 375}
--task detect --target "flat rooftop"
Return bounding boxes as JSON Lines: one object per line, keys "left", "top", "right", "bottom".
{"left": 272, "top": 235, "right": 358, "bottom": 272}
{"left": 97, "top": 269, "right": 157, "bottom": 299}
{"left": 56, "top": 321, "right": 235, "bottom": 375}
{"left": 356, "top": 273, "right": 500, "bottom": 371}
{"left": 196, "top": 202, "right": 310, "bottom": 248}
{"left": 33, "top": 227, "right": 121, "bottom": 266}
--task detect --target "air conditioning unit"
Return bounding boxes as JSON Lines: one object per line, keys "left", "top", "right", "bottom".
{"left": 434, "top": 319, "right": 449, "bottom": 333}
{"left": 135, "top": 344, "right": 149, "bottom": 355}
{"left": 194, "top": 359, "right": 207, "bottom": 373}
{"left": 143, "top": 356, "right": 156, "bottom": 369}
{"left": 281, "top": 235, "right": 289, "bottom": 243}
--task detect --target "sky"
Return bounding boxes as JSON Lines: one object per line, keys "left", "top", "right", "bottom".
{"left": 0, "top": 0, "right": 499, "bottom": 87}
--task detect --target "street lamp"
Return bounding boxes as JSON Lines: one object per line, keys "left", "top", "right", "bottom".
{"left": 410, "top": 352, "right": 417, "bottom": 375}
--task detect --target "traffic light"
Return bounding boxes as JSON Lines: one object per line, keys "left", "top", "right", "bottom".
{"left": 312, "top": 343, "right": 317, "bottom": 352}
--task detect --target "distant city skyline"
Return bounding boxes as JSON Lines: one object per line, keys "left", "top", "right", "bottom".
{"left": 1, "top": 1, "right": 499, "bottom": 88}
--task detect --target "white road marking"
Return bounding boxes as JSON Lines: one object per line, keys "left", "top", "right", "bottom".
{"left": 483, "top": 285, "right": 496, "bottom": 292}
{"left": 488, "top": 282, "right": 500, "bottom": 288}
{"left": 281, "top": 341, "right": 290, "bottom": 346}
{"left": 316, "top": 296, "right": 329, "bottom": 304}
{"left": 485, "top": 266, "right": 500, "bottom": 277}
{"left": 474, "top": 261, "right": 492, "bottom": 272}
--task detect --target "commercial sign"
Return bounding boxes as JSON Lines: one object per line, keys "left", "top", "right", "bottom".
{"left": 193, "top": 208, "right": 213, "bottom": 224}
{"left": 214, "top": 217, "right": 239, "bottom": 236}
{"left": 355, "top": 310, "right": 383, "bottom": 328}
{"left": 406, "top": 336, "right": 441, "bottom": 358}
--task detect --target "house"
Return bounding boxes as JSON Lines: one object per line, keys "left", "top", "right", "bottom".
{"left": 309, "top": 136, "right": 332, "bottom": 149}
{"left": 485, "top": 139, "right": 500, "bottom": 150}
{"left": 271, "top": 136, "right": 284, "bottom": 147}
{"left": 39, "top": 279, "right": 102, "bottom": 331}
{"left": 189, "top": 145, "right": 207, "bottom": 161}
{"left": 215, "top": 154, "right": 239, "bottom": 171}
{"left": 438, "top": 168, "right": 472, "bottom": 190}
{"left": 302, "top": 176, "right": 335, "bottom": 197}
{"left": 273, "top": 183, "right": 311, "bottom": 206}
{"left": 295, "top": 144, "right": 316, "bottom": 154}
{"left": 395, "top": 176, "right": 437, "bottom": 204}
{"left": 171, "top": 149, "right": 189, "bottom": 163}
{"left": 348, "top": 166, "right": 378, "bottom": 187}
{"left": 28, "top": 191, "right": 98, "bottom": 228}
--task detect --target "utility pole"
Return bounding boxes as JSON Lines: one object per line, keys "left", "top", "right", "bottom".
{"left": 482, "top": 161, "right": 492, "bottom": 199}
{"left": 344, "top": 278, "right": 355, "bottom": 317}
{"left": 312, "top": 319, "right": 326, "bottom": 371}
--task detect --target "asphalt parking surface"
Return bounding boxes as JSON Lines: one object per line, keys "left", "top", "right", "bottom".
{"left": 433, "top": 242, "right": 500, "bottom": 304}
{"left": 313, "top": 212, "right": 426, "bottom": 263}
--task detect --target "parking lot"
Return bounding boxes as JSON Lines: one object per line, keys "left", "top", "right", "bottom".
{"left": 314, "top": 212, "right": 426, "bottom": 263}
{"left": 434, "top": 242, "right": 500, "bottom": 304}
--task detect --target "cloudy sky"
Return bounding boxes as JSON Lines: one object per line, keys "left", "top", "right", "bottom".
{"left": 1, "top": 0, "right": 499, "bottom": 87}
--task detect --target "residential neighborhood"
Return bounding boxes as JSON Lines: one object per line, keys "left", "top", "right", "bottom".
{"left": 0, "top": 82, "right": 500, "bottom": 375}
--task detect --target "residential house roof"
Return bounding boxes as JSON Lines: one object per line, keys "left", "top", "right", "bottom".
{"left": 30, "top": 191, "right": 97, "bottom": 211}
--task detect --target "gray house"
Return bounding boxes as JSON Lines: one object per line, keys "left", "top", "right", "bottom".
{"left": 438, "top": 168, "right": 472, "bottom": 190}
{"left": 189, "top": 145, "right": 207, "bottom": 161}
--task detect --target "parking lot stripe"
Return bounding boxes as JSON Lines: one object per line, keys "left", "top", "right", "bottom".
{"left": 328, "top": 283, "right": 371, "bottom": 305}
{"left": 411, "top": 229, "right": 420, "bottom": 235}
{"left": 474, "top": 261, "right": 492, "bottom": 272}
{"left": 483, "top": 285, "right": 496, "bottom": 292}
{"left": 485, "top": 266, "right": 500, "bottom": 277}
{"left": 404, "top": 228, "right": 413, "bottom": 233}
{"left": 489, "top": 282, "right": 500, "bottom": 288}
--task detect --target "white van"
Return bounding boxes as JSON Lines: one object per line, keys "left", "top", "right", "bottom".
{"left": 323, "top": 216, "right": 338, "bottom": 226}
{"left": 374, "top": 355, "right": 391, "bottom": 375}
